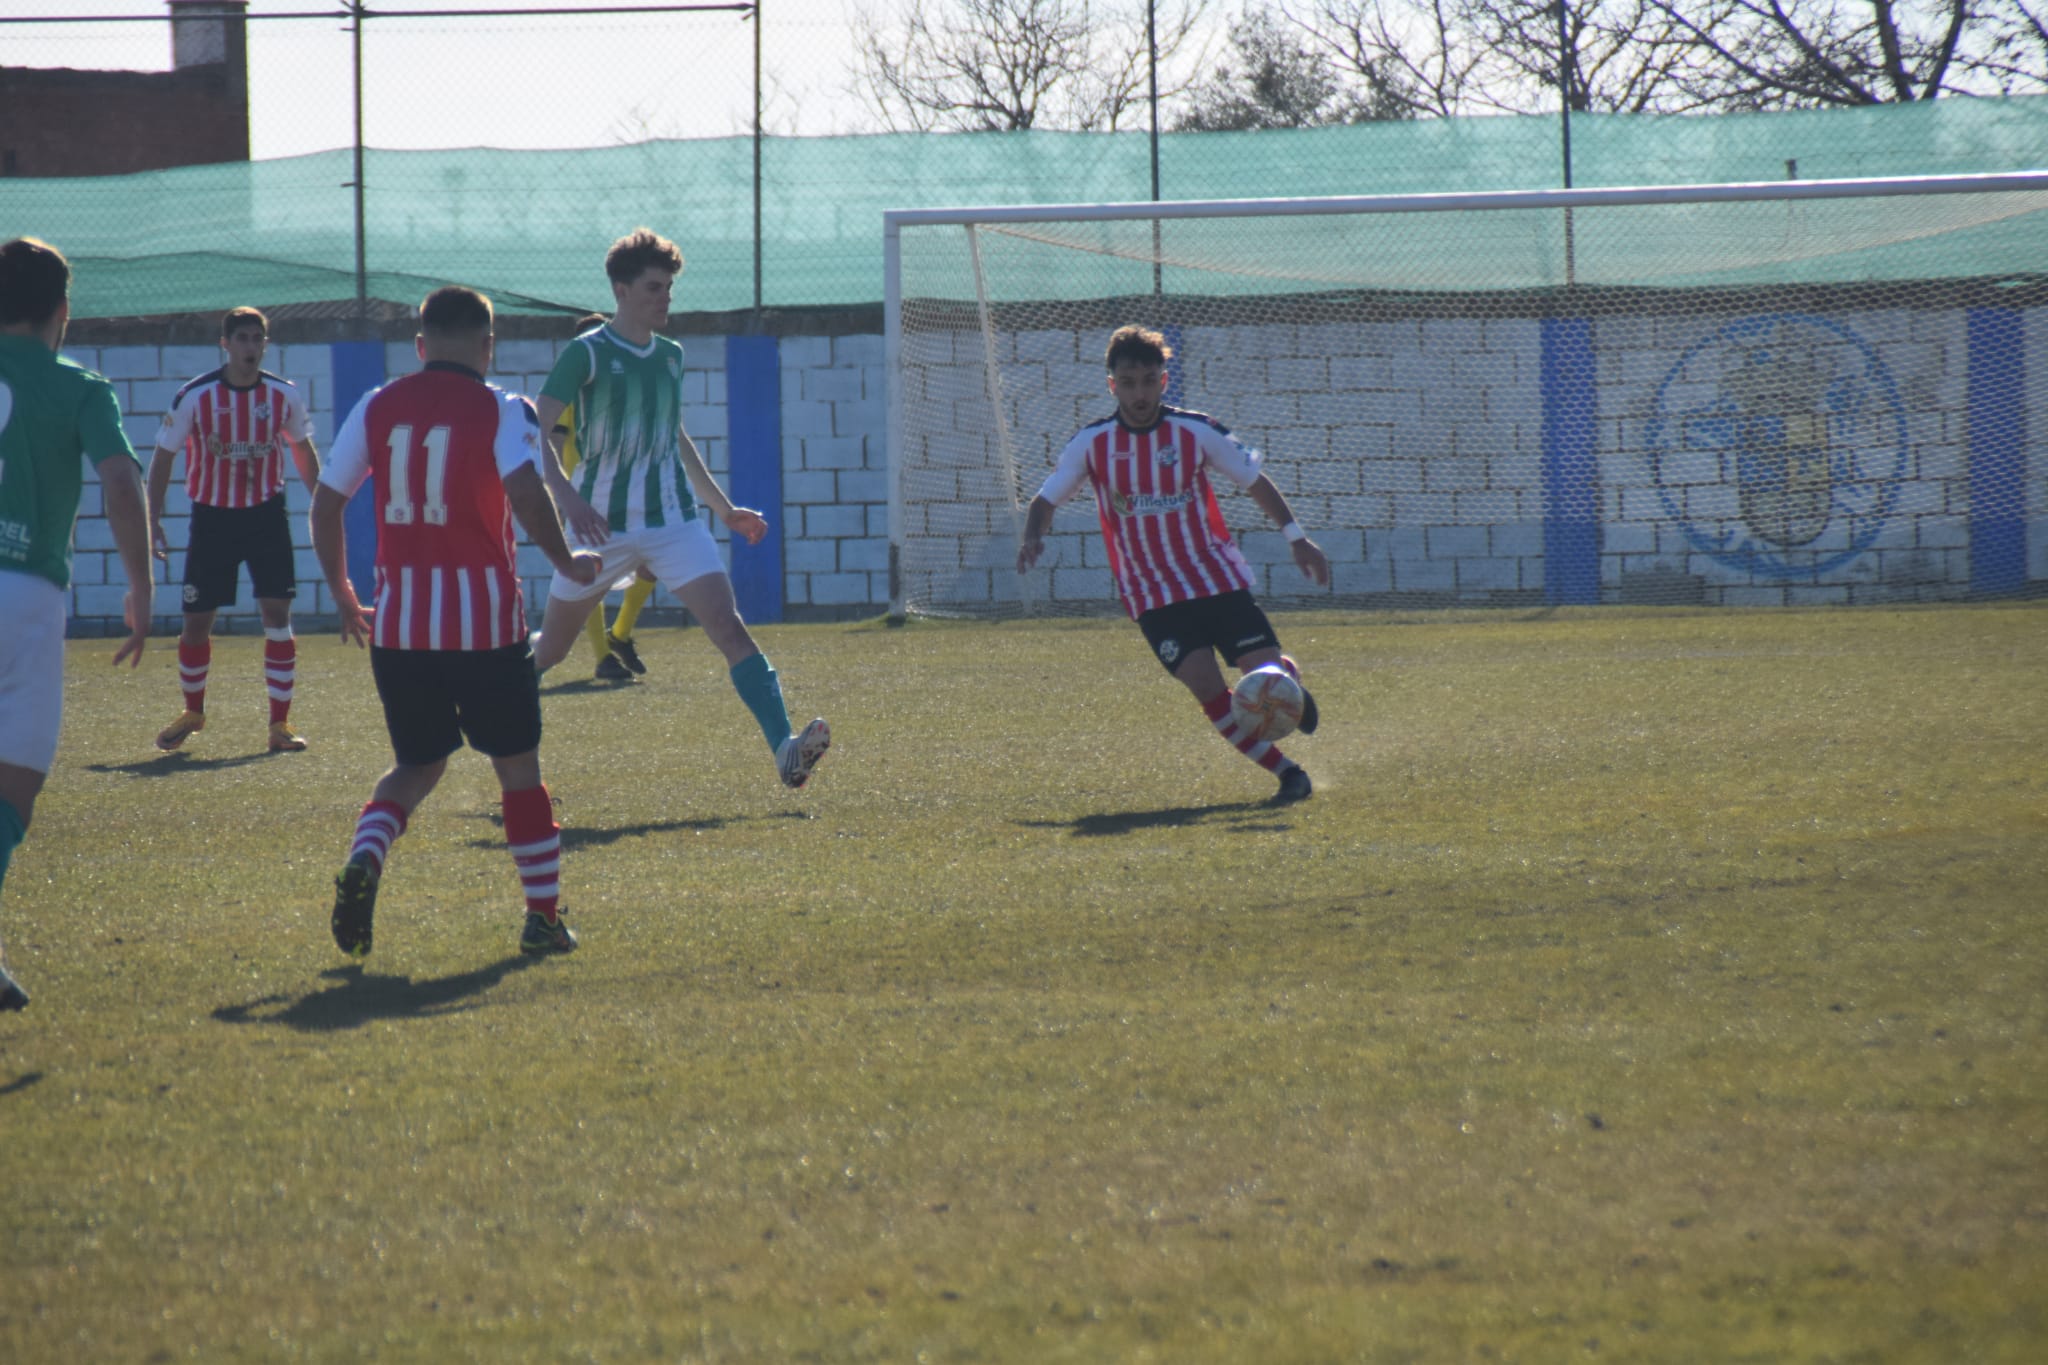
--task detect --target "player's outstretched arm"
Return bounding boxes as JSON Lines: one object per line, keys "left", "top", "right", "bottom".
{"left": 504, "top": 465, "right": 600, "bottom": 586}
{"left": 675, "top": 428, "right": 767, "bottom": 546}
{"left": 289, "top": 435, "right": 323, "bottom": 496}
{"left": 1245, "top": 474, "right": 1331, "bottom": 587}
{"left": 1016, "top": 496, "right": 1057, "bottom": 573}
{"left": 144, "top": 443, "right": 177, "bottom": 562}
{"left": 533, "top": 394, "right": 608, "bottom": 545}
{"left": 100, "top": 456, "right": 154, "bottom": 667}
{"left": 309, "top": 484, "right": 373, "bottom": 645}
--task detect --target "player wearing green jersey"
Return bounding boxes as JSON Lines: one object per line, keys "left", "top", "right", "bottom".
{"left": 0, "top": 238, "right": 155, "bottom": 1012}
{"left": 552, "top": 311, "right": 659, "bottom": 684}
{"left": 531, "top": 228, "right": 830, "bottom": 790}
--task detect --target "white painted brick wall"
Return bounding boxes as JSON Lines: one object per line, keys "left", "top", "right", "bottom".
{"left": 900, "top": 305, "right": 2042, "bottom": 612}
{"left": 55, "top": 303, "right": 2045, "bottom": 627}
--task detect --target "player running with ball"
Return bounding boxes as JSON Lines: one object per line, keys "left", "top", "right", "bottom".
{"left": 312, "top": 287, "right": 601, "bottom": 959}
{"left": 1017, "top": 325, "right": 1328, "bottom": 803}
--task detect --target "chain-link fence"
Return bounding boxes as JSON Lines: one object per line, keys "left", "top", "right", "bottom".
{"left": 7, "top": 5, "right": 2048, "bottom": 322}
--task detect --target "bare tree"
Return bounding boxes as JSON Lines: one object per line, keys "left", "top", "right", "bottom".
{"left": 850, "top": 0, "right": 1210, "bottom": 132}
{"left": 1279, "top": 0, "right": 2048, "bottom": 119}
{"left": 1283, "top": 0, "right": 1493, "bottom": 116}
{"left": 1283, "top": 0, "right": 1718, "bottom": 115}
{"left": 1648, "top": 0, "right": 2047, "bottom": 107}
{"left": 1176, "top": 7, "right": 1411, "bottom": 125}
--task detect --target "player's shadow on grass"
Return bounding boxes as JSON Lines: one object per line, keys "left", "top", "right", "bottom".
{"left": 1, "top": 1071, "right": 45, "bottom": 1099}
{"left": 1019, "top": 800, "right": 1293, "bottom": 838}
{"left": 460, "top": 814, "right": 808, "bottom": 851}
{"left": 86, "top": 751, "right": 278, "bottom": 777}
{"left": 211, "top": 957, "right": 537, "bottom": 1033}
{"left": 539, "top": 676, "right": 641, "bottom": 697}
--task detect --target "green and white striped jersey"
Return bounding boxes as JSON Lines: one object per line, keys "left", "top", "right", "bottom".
{"left": 540, "top": 324, "right": 697, "bottom": 534}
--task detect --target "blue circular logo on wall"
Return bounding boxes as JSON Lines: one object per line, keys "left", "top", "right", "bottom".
{"left": 1645, "top": 313, "right": 1908, "bottom": 578}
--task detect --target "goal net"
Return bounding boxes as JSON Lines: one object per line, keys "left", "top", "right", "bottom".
{"left": 885, "top": 174, "right": 2048, "bottom": 619}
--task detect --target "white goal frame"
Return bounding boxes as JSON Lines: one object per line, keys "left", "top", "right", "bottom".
{"left": 883, "top": 171, "right": 2048, "bottom": 619}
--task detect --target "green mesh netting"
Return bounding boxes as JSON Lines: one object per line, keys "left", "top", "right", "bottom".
{"left": 14, "top": 94, "right": 2048, "bottom": 319}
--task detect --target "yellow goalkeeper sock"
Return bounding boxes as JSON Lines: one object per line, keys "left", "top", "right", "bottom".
{"left": 613, "top": 576, "right": 655, "bottom": 640}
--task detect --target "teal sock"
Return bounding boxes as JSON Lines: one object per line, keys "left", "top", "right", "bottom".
{"left": 730, "top": 651, "right": 794, "bottom": 754}
{"left": 0, "top": 797, "right": 24, "bottom": 904}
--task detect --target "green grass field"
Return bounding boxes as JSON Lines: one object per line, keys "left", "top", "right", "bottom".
{"left": 3, "top": 605, "right": 2045, "bottom": 1363}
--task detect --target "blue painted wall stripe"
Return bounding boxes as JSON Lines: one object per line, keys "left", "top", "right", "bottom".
{"left": 1966, "top": 308, "right": 2026, "bottom": 598}
{"left": 1540, "top": 317, "right": 1601, "bottom": 605}
{"left": 328, "top": 341, "right": 387, "bottom": 608}
{"left": 725, "top": 334, "right": 783, "bottom": 623}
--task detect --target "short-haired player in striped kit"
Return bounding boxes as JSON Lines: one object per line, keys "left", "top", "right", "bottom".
{"left": 530, "top": 227, "right": 830, "bottom": 790}
{"left": 147, "top": 306, "right": 323, "bottom": 754}
{"left": 311, "top": 286, "right": 602, "bottom": 959}
{"left": 1017, "top": 325, "right": 1330, "bottom": 803}
{"left": 551, "top": 311, "right": 660, "bottom": 684}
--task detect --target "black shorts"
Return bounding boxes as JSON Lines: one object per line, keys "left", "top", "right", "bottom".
{"left": 182, "top": 495, "right": 296, "bottom": 612}
{"left": 370, "top": 642, "right": 543, "bottom": 767}
{"left": 1136, "top": 589, "right": 1281, "bottom": 675}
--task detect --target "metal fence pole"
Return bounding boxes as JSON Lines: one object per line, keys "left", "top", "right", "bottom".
{"left": 351, "top": 1, "right": 368, "bottom": 336}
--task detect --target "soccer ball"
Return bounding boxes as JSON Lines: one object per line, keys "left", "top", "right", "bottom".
{"left": 1230, "top": 664, "right": 1304, "bottom": 742}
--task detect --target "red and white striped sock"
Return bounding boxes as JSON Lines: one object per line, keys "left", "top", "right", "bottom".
{"left": 1202, "top": 692, "right": 1290, "bottom": 774}
{"left": 348, "top": 800, "right": 407, "bottom": 875}
{"left": 263, "top": 627, "right": 296, "bottom": 725}
{"left": 501, "top": 784, "right": 561, "bottom": 922}
{"left": 177, "top": 639, "right": 210, "bottom": 713}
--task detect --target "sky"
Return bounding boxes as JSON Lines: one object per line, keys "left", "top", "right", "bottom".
{"left": 1, "top": 0, "right": 888, "bottom": 158}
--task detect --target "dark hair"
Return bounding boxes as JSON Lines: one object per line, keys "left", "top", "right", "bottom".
{"left": 221, "top": 306, "right": 268, "bottom": 339}
{"left": 572, "top": 312, "right": 606, "bottom": 334}
{"left": 419, "top": 285, "right": 493, "bottom": 335}
{"left": 604, "top": 227, "right": 683, "bottom": 285}
{"left": 1105, "top": 325, "right": 1172, "bottom": 370}
{"left": 0, "top": 236, "right": 71, "bottom": 328}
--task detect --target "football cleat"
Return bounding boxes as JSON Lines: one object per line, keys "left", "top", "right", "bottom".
{"left": 605, "top": 631, "right": 648, "bottom": 676}
{"left": 331, "top": 855, "right": 380, "bottom": 959}
{"left": 519, "top": 911, "right": 578, "bottom": 956}
{"left": 267, "top": 721, "right": 308, "bottom": 753}
{"left": 775, "top": 717, "right": 832, "bottom": 789}
{"left": 1274, "top": 764, "right": 1313, "bottom": 804}
{"left": 155, "top": 709, "right": 205, "bottom": 752}
{"left": 594, "top": 653, "right": 634, "bottom": 683}
{"left": 1279, "top": 655, "right": 1319, "bottom": 735}
{"left": 0, "top": 961, "right": 28, "bottom": 1013}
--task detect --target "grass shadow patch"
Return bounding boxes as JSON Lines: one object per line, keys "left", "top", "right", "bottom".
{"left": 1, "top": 1071, "right": 45, "bottom": 1098}
{"left": 211, "top": 957, "right": 538, "bottom": 1032}
{"left": 85, "top": 751, "right": 278, "bottom": 777}
{"left": 459, "top": 814, "right": 751, "bottom": 850}
{"left": 1019, "top": 799, "right": 1280, "bottom": 838}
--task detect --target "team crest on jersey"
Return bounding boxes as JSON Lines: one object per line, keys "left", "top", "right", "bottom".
{"left": 252, "top": 401, "right": 272, "bottom": 423}
{"left": 1155, "top": 445, "right": 1178, "bottom": 467}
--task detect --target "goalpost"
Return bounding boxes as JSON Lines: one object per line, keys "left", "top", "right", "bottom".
{"left": 884, "top": 173, "right": 2048, "bottom": 620}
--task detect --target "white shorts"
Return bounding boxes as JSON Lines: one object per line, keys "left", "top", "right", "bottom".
{"left": 548, "top": 517, "right": 726, "bottom": 606}
{"left": 0, "top": 572, "right": 68, "bottom": 774}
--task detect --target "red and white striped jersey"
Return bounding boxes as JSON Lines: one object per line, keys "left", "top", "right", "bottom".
{"left": 1038, "top": 406, "right": 1262, "bottom": 618}
{"left": 320, "top": 362, "right": 544, "bottom": 651}
{"left": 157, "top": 369, "right": 311, "bottom": 508}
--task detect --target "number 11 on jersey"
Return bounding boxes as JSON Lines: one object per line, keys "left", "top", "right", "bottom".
{"left": 383, "top": 423, "right": 450, "bottom": 526}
